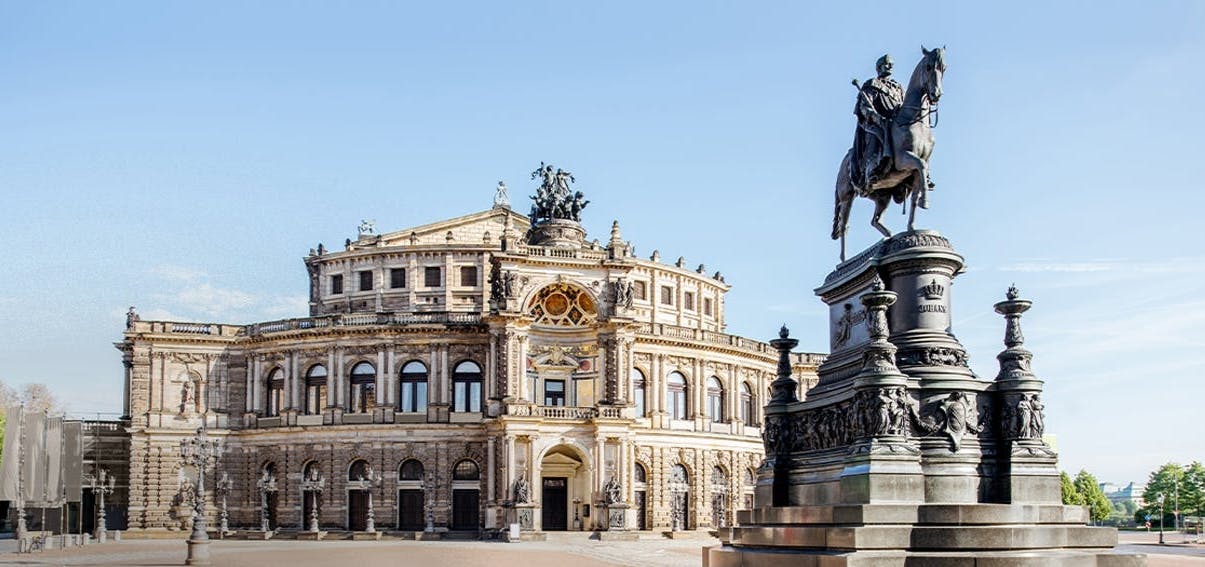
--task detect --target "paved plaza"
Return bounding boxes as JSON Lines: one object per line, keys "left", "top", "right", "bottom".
{"left": 0, "top": 532, "right": 1203, "bottom": 567}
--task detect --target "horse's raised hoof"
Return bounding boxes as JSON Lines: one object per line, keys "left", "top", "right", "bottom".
{"left": 928, "top": 181, "right": 936, "bottom": 189}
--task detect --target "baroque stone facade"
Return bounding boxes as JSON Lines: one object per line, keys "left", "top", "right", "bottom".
{"left": 117, "top": 198, "right": 822, "bottom": 535}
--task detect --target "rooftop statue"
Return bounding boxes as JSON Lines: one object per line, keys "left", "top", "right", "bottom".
{"left": 832, "top": 47, "right": 946, "bottom": 261}
{"left": 529, "top": 162, "right": 589, "bottom": 224}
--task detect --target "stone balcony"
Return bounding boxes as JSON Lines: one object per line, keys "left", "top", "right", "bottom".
{"left": 245, "top": 312, "right": 483, "bottom": 336}
{"left": 504, "top": 404, "right": 625, "bottom": 420}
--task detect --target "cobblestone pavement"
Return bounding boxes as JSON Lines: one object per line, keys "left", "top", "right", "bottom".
{"left": 0, "top": 534, "right": 716, "bottom": 567}
{"left": 2, "top": 532, "right": 1204, "bottom": 567}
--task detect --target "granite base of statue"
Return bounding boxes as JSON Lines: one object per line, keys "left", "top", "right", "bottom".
{"left": 707, "top": 231, "right": 1144, "bottom": 566}
{"left": 595, "top": 503, "right": 639, "bottom": 541}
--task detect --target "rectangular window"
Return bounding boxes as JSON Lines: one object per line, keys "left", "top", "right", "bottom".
{"left": 633, "top": 281, "right": 647, "bottom": 301}
{"left": 460, "top": 266, "right": 478, "bottom": 287}
{"left": 544, "top": 380, "right": 566, "bottom": 407}
{"left": 454, "top": 381, "right": 482, "bottom": 412}
{"left": 359, "top": 271, "right": 373, "bottom": 292}
{"left": 424, "top": 266, "right": 442, "bottom": 288}
{"left": 661, "top": 286, "right": 674, "bottom": 306}
{"left": 330, "top": 274, "right": 344, "bottom": 295}
{"left": 684, "top": 292, "right": 695, "bottom": 311}
{"left": 390, "top": 268, "right": 407, "bottom": 289}
{"left": 634, "top": 384, "right": 645, "bottom": 417}
{"left": 704, "top": 298, "right": 713, "bottom": 316}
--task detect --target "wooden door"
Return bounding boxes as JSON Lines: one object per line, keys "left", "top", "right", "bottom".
{"left": 347, "top": 490, "right": 369, "bottom": 531}
{"left": 541, "top": 477, "right": 568, "bottom": 531}
{"left": 451, "top": 489, "right": 479, "bottom": 530}
{"left": 398, "top": 489, "right": 424, "bottom": 530}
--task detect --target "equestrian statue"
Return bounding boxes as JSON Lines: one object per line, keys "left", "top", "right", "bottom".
{"left": 832, "top": 47, "right": 946, "bottom": 261}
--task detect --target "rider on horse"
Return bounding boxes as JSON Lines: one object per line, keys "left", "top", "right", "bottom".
{"left": 851, "top": 55, "right": 905, "bottom": 199}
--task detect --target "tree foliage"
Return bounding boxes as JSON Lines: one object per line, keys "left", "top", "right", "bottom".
{"left": 1074, "top": 470, "right": 1113, "bottom": 523}
{"left": 1061, "top": 471, "right": 1084, "bottom": 505}
{"left": 0, "top": 378, "right": 66, "bottom": 462}
{"left": 1140, "top": 461, "right": 1205, "bottom": 528}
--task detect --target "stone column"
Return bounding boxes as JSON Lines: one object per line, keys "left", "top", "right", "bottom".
{"left": 375, "top": 349, "right": 387, "bottom": 408}
{"left": 252, "top": 355, "right": 264, "bottom": 414}
{"left": 335, "top": 348, "right": 346, "bottom": 409}
{"left": 992, "top": 286, "right": 1059, "bottom": 504}
{"left": 245, "top": 354, "right": 255, "bottom": 414}
{"left": 326, "top": 350, "right": 336, "bottom": 408}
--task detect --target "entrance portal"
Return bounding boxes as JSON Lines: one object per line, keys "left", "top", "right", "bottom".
{"left": 347, "top": 491, "right": 368, "bottom": 531}
{"left": 541, "top": 477, "right": 568, "bottom": 530}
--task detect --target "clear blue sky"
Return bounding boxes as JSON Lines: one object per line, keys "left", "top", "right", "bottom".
{"left": 2, "top": 1, "right": 1202, "bottom": 486}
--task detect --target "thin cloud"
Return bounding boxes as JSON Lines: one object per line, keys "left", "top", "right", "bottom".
{"left": 149, "top": 264, "right": 208, "bottom": 282}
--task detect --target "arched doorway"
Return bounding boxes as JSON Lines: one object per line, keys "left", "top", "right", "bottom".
{"left": 538, "top": 445, "right": 589, "bottom": 531}
{"left": 669, "top": 464, "right": 690, "bottom": 531}
{"left": 300, "top": 461, "right": 324, "bottom": 531}
{"left": 397, "top": 459, "right": 425, "bottom": 530}
{"left": 710, "top": 466, "right": 729, "bottom": 528}
{"left": 258, "top": 462, "right": 279, "bottom": 531}
{"left": 346, "top": 459, "right": 371, "bottom": 531}
{"left": 450, "top": 460, "right": 480, "bottom": 531}
{"left": 633, "top": 463, "right": 649, "bottom": 530}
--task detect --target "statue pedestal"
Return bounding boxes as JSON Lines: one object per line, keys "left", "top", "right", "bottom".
{"left": 527, "top": 219, "right": 586, "bottom": 248}
{"left": 712, "top": 231, "right": 1143, "bottom": 566}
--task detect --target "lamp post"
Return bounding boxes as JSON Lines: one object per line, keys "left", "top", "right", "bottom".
{"left": 302, "top": 470, "right": 325, "bottom": 533}
{"left": 87, "top": 468, "right": 117, "bottom": 543}
{"left": 215, "top": 472, "right": 231, "bottom": 537}
{"left": 1159, "top": 493, "right": 1166, "bottom": 545}
{"left": 179, "top": 426, "right": 223, "bottom": 566}
{"left": 363, "top": 467, "right": 383, "bottom": 533}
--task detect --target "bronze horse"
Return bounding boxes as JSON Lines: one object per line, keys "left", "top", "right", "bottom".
{"left": 832, "top": 47, "right": 946, "bottom": 261}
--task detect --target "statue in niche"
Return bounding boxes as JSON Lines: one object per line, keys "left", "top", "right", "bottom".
{"left": 604, "top": 476, "right": 622, "bottom": 505}
{"left": 179, "top": 381, "right": 192, "bottom": 415}
{"left": 513, "top": 476, "right": 530, "bottom": 503}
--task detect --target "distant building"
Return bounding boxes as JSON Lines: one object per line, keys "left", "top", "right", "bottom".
{"left": 1102, "top": 482, "right": 1145, "bottom": 508}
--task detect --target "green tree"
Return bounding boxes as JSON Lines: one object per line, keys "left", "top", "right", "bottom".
{"left": 1183, "top": 462, "right": 1205, "bottom": 522}
{"left": 1061, "top": 471, "right": 1084, "bottom": 505}
{"left": 1143, "top": 463, "right": 1187, "bottom": 528}
{"left": 1074, "top": 470, "right": 1113, "bottom": 523}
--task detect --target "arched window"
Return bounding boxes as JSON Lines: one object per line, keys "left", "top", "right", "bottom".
{"left": 669, "top": 464, "right": 691, "bottom": 530}
{"left": 399, "top": 361, "right": 428, "bottom": 413}
{"left": 302, "top": 460, "right": 322, "bottom": 482}
{"left": 634, "top": 462, "right": 648, "bottom": 484}
{"left": 349, "top": 362, "right": 376, "bottom": 413}
{"left": 667, "top": 372, "right": 689, "bottom": 420}
{"left": 707, "top": 377, "right": 724, "bottom": 423}
{"left": 452, "top": 361, "right": 482, "bottom": 413}
{"left": 671, "top": 464, "right": 690, "bottom": 485}
{"left": 452, "top": 460, "right": 479, "bottom": 481}
{"left": 743, "top": 468, "right": 757, "bottom": 510}
{"left": 304, "top": 365, "right": 327, "bottom": 415}
{"left": 631, "top": 368, "right": 646, "bottom": 417}
{"left": 399, "top": 459, "right": 424, "bottom": 481}
{"left": 348, "top": 459, "right": 370, "bottom": 481}
{"left": 740, "top": 382, "right": 755, "bottom": 424}
{"left": 265, "top": 368, "right": 284, "bottom": 417}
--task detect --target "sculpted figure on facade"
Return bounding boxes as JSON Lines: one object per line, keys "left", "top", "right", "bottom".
{"left": 513, "top": 476, "right": 530, "bottom": 503}
{"left": 604, "top": 475, "right": 622, "bottom": 505}
{"left": 529, "top": 162, "right": 589, "bottom": 223}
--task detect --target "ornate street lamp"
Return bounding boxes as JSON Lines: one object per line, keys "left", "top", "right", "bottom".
{"left": 301, "top": 469, "right": 325, "bottom": 533}
{"left": 179, "top": 426, "right": 223, "bottom": 566}
{"left": 87, "top": 468, "right": 117, "bottom": 543}
{"left": 215, "top": 472, "right": 232, "bottom": 536}
{"left": 362, "top": 466, "right": 383, "bottom": 533}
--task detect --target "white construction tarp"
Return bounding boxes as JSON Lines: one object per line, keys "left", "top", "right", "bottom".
{"left": 63, "top": 421, "right": 83, "bottom": 503}
{"left": 44, "top": 416, "right": 63, "bottom": 506}
{"left": 22, "top": 411, "right": 45, "bottom": 506}
{"left": 0, "top": 406, "right": 21, "bottom": 501}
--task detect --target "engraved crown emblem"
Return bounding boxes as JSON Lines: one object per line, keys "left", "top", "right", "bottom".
{"left": 921, "top": 278, "right": 945, "bottom": 300}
